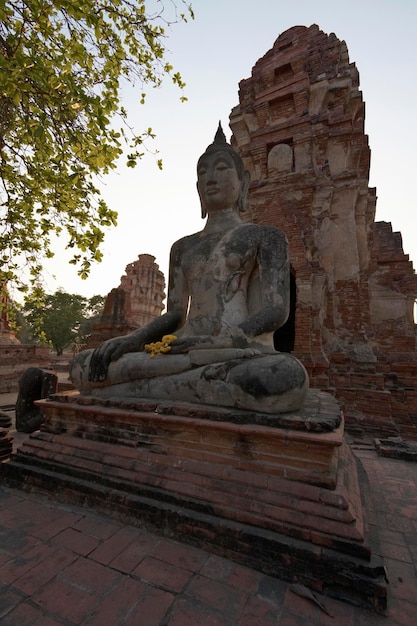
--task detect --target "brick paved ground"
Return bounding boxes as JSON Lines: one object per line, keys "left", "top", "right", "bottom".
{"left": 1, "top": 446, "right": 417, "bottom": 625}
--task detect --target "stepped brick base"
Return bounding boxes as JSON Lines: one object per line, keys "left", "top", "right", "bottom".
{"left": 2, "top": 390, "right": 387, "bottom": 612}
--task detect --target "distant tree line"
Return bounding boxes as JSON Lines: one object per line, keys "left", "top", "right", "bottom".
{"left": 16, "top": 289, "right": 105, "bottom": 355}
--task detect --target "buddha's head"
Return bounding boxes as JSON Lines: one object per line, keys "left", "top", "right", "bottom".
{"left": 197, "top": 123, "right": 250, "bottom": 218}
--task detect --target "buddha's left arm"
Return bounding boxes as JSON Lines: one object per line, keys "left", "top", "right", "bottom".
{"left": 239, "top": 228, "right": 290, "bottom": 338}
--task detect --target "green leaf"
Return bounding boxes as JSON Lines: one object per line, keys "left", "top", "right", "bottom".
{"left": 0, "top": 0, "right": 192, "bottom": 292}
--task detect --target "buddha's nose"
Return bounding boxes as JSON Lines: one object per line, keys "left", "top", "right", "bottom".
{"left": 206, "top": 168, "right": 216, "bottom": 182}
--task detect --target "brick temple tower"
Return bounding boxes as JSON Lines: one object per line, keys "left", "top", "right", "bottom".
{"left": 87, "top": 254, "right": 165, "bottom": 347}
{"left": 120, "top": 254, "right": 166, "bottom": 328}
{"left": 230, "top": 25, "right": 417, "bottom": 438}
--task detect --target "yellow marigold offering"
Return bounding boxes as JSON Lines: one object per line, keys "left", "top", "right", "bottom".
{"left": 144, "top": 335, "right": 177, "bottom": 358}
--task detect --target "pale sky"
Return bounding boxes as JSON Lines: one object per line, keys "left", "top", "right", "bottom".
{"left": 42, "top": 0, "right": 417, "bottom": 302}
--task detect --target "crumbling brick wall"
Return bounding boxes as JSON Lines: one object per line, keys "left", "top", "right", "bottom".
{"left": 230, "top": 24, "right": 417, "bottom": 439}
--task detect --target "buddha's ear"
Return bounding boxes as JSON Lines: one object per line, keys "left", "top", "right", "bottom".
{"left": 197, "top": 181, "right": 207, "bottom": 219}
{"left": 238, "top": 170, "right": 251, "bottom": 212}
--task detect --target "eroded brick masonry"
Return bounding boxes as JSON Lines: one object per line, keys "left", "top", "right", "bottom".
{"left": 230, "top": 25, "right": 417, "bottom": 438}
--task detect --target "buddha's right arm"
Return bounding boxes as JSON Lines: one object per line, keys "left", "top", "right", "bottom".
{"left": 88, "top": 310, "right": 183, "bottom": 382}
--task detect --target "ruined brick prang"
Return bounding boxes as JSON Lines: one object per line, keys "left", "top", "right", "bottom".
{"left": 87, "top": 254, "right": 166, "bottom": 347}
{"left": 230, "top": 24, "right": 417, "bottom": 439}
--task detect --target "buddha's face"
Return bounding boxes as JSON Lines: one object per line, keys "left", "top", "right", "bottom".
{"left": 197, "top": 150, "right": 242, "bottom": 214}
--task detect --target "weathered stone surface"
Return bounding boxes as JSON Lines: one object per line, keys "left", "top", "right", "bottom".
{"left": 15, "top": 367, "right": 58, "bottom": 433}
{"left": 230, "top": 24, "right": 417, "bottom": 438}
{"left": 86, "top": 254, "right": 165, "bottom": 347}
{"left": 73, "top": 128, "right": 310, "bottom": 416}
{"left": 72, "top": 350, "right": 309, "bottom": 415}
{"left": 44, "top": 386, "right": 341, "bottom": 434}
{"left": 0, "top": 410, "right": 13, "bottom": 461}
{"left": 375, "top": 436, "right": 417, "bottom": 461}
{"left": 120, "top": 254, "right": 166, "bottom": 327}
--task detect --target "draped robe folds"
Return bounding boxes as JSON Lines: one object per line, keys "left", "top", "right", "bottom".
{"left": 71, "top": 223, "right": 309, "bottom": 414}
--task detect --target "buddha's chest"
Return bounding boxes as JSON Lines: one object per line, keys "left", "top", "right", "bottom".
{"left": 181, "top": 226, "right": 259, "bottom": 285}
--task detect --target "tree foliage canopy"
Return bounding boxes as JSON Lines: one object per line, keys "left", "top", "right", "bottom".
{"left": 0, "top": 0, "right": 192, "bottom": 292}
{"left": 22, "top": 288, "right": 105, "bottom": 354}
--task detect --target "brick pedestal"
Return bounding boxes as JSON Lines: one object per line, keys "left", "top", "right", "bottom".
{"left": 3, "top": 390, "right": 387, "bottom": 612}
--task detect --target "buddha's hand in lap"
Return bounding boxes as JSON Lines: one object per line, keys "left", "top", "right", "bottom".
{"left": 169, "top": 329, "right": 249, "bottom": 354}
{"left": 89, "top": 334, "right": 143, "bottom": 382}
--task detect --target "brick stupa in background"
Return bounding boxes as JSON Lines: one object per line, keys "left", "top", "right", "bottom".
{"left": 230, "top": 24, "right": 417, "bottom": 440}
{"left": 86, "top": 254, "right": 165, "bottom": 348}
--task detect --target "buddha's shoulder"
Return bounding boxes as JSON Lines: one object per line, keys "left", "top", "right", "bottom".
{"left": 170, "top": 231, "right": 203, "bottom": 254}
{"left": 234, "top": 222, "right": 288, "bottom": 243}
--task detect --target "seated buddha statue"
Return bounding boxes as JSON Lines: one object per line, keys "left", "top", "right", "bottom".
{"left": 70, "top": 125, "right": 309, "bottom": 414}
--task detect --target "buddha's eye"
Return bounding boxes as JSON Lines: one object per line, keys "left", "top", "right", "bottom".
{"left": 215, "top": 162, "right": 229, "bottom": 171}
